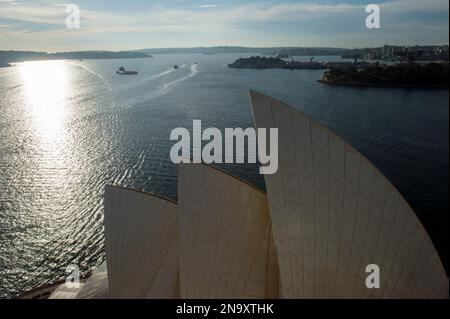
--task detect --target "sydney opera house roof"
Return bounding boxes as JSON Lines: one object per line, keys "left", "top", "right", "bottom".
{"left": 39, "top": 91, "right": 447, "bottom": 299}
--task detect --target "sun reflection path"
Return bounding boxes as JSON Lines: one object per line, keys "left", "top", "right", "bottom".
{"left": 19, "top": 60, "right": 69, "bottom": 140}
{"left": 18, "top": 60, "right": 74, "bottom": 208}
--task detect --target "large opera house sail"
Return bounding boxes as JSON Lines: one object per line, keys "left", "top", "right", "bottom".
{"left": 249, "top": 90, "right": 448, "bottom": 299}
{"left": 42, "top": 91, "right": 447, "bottom": 299}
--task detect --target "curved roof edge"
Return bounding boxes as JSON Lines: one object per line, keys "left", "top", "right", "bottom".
{"left": 249, "top": 90, "right": 448, "bottom": 298}
{"left": 107, "top": 162, "right": 267, "bottom": 201}
{"left": 248, "top": 89, "right": 447, "bottom": 270}
{"left": 106, "top": 184, "right": 178, "bottom": 205}
{"left": 195, "top": 162, "right": 267, "bottom": 195}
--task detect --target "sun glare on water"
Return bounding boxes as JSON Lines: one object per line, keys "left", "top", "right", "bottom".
{"left": 19, "top": 60, "right": 70, "bottom": 140}
{"left": 18, "top": 60, "right": 74, "bottom": 201}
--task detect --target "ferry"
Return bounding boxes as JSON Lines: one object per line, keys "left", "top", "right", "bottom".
{"left": 116, "top": 66, "right": 138, "bottom": 75}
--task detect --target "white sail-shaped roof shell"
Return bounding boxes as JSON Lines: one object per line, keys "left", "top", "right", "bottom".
{"left": 103, "top": 186, "right": 179, "bottom": 298}
{"left": 178, "top": 164, "right": 279, "bottom": 298}
{"left": 249, "top": 90, "right": 448, "bottom": 299}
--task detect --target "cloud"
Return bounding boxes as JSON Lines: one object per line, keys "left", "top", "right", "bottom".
{"left": 1, "top": 0, "right": 446, "bottom": 27}
{"left": 196, "top": 4, "right": 224, "bottom": 9}
{"left": 382, "top": 0, "right": 449, "bottom": 12}
{"left": 0, "top": 0, "right": 448, "bottom": 49}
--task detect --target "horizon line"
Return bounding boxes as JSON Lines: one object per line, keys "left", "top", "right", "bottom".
{"left": 1, "top": 43, "right": 449, "bottom": 54}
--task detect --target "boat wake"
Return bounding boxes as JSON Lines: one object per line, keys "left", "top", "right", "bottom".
{"left": 121, "top": 64, "right": 200, "bottom": 108}
{"left": 149, "top": 68, "right": 175, "bottom": 80}
{"left": 73, "top": 63, "right": 112, "bottom": 91}
{"left": 121, "top": 67, "right": 175, "bottom": 90}
{"left": 159, "top": 64, "right": 199, "bottom": 95}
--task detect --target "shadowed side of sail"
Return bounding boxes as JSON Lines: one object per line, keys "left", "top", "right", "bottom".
{"left": 104, "top": 186, "right": 179, "bottom": 299}
{"left": 178, "top": 164, "right": 279, "bottom": 299}
{"left": 249, "top": 90, "right": 448, "bottom": 299}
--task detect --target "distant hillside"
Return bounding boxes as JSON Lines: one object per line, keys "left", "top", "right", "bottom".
{"left": 0, "top": 50, "right": 151, "bottom": 67}
{"left": 139, "top": 46, "right": 351, "bottom": 56}
{"left": 139, "top": 46, "right": 265, "bottom": 55}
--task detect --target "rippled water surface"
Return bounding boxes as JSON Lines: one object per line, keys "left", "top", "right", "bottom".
{"left": 0, "top": 54, "right": 448, "bottom": 298}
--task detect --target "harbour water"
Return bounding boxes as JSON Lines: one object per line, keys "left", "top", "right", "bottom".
{"left": 0, "top": 54, "right": 448, "bottom": 298}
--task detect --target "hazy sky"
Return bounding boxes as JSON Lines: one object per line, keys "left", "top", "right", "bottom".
{"left": 0, "top": 0, "right": 448, "bottom": 51}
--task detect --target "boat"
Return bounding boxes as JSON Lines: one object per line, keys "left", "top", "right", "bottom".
{"left": 116, "top": 66, "right": 138, "bottom": 75}
{"left": 275, "top": 52, "right": 290, "bottom": 59}
{"left": 174, "top": 65, "right": 179, "bottom": 69}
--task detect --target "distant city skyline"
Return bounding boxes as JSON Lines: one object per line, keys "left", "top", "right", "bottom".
{"left": 0, "top": 0, "right": 448, "bottom": 52}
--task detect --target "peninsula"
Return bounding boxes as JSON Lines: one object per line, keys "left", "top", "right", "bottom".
{"left": 228, "top": 56, "right": 328, "bottom": 69}
{"left": 319, "top": 63, "right": 449, "bottom": 88}
{"left": 0, "top": 50, "right": 151, "bottom": 68}
{"left": 228, "top": 56, "right": 376, "bottom": 70}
